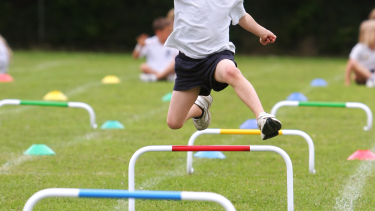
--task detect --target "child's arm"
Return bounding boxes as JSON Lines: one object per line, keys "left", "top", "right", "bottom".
{"left": 132, "top": 33, "right": 148, "bottom": 59}
{"left": 345, "top": 59, "right": 354, "bottom": 86}
{"left": 238, "top": 13, "right": 276, "bottom": 45}
{"left": 156, "top": 60, "right": 175, "bottom": 80}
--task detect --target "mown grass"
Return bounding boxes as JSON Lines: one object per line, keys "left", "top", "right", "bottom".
{"left": 1, "top": 51, "right": 375, "bottom": 210}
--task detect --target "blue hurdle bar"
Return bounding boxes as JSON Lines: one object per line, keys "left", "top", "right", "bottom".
{"left": 23, "top": 188, "right": 236, "bottom": 211}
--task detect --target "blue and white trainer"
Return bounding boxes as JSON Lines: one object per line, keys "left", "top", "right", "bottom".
{"left": 257, "top": 112, "right": 282, "bottom": 140}
{"left": 192, "top": 95, "right": 213, "bottom": 130}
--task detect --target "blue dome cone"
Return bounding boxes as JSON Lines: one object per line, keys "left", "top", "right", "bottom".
{"left": 286, "top": 92, "right": 308, "bottom": 101}
{"left": 311, "top": 78, "right": 327, "bottom": 87}
{"left": 194, "top": 151, "right": 226, "bottom": 159}
{"left": 101, "top": 120, "right": 124, "bottom": 129}
{"left": 240, "top": 119, "right": 258, "bottom": 129}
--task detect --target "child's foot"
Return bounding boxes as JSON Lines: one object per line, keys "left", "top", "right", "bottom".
{"left": 366, "top": 74, "right": 375, "bottom": 88}
{"left": 140, "top": 73, "right": 157, "bottom": 82}
{"left": 192, "top": 95, "right": 213, "bottom": 130}
{"left": 257, "top": 112, "right": 282, "bottom": 140}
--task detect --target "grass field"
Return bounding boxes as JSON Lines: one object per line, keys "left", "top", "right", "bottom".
{"left": 1, "top": 51, "right": 375, "bottom": 210}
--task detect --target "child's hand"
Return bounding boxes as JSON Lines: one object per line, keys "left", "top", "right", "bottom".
{"left": 136, "top": 33, "right": 149, "bottom": 46}
{"left": 259, "top": 31, "right": 276, "bottom": 45}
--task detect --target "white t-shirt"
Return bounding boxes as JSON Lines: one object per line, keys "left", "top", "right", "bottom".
{"left": 139, "top": 36, "right": 178, "bottom": 72}
{"left": 165, "top": 0, "right": 246, "bottom": 59}
{"left": 0, "top": 37, "right": 8, "bottom": 62}
{"left": 349, "top": 43, "right": 375, "bottom": 70}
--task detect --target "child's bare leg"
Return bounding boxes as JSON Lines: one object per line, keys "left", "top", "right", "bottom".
{"left": 140, "top": 63, "right": 158, "bottom": 74}
{"left": 214, "top": 59, "right": 264, "bottom": 119}
{"left": 351, "top": 61, "right": 372, "bottom": 83}
{"left": 167, "top": 87, "right": 202, "bottom": 129}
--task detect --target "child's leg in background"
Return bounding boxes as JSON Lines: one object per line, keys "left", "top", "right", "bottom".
{"left": 0, "top": 61, "right": 7, "bottom": 74}
{"left": 214, "top": 59, "right": 264, "bottom": 118}
{"left": 167, "top": 87, "right": 202, "bottom": 129}
{"left": 350, "top": 60, "right": 372, "bottom": 83}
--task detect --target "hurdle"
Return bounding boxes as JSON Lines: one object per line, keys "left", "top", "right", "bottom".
{"left": 23, "top": 188, "right": 235, "bottom": 211}
{"left": 270, "top": 101, "right": 372, "bottom": 131}
{"left": 129, "top": 145, "right": 294, "bottom": 211}
{"left": 186, "top": 129, "right": 315, "bottom": 174}
{"left": 0, "top": 99, "right": 97, "bottom": 128}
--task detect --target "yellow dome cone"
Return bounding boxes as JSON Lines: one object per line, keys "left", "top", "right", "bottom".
{"left": 43, "top": 90, "right": 68, "bottom": 101}
{"left": 102, "top": 75, "right": 120, "bottom": 84}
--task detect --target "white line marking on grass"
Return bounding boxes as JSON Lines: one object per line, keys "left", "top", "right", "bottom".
{"left": 334, "top": 160, "right": 375, "bottom": 210}
{"left": 34, "top": 60, "right": 81, "bottom": 72}
{"left": 122, "top": 105, "right": 168, "bottom": 125}
{"left": 64, "top": 82, "right": 100, "bottom": 96}
{"left": 334, "top": 146, "right": 375, "bottom": 211}
{"left": 113, "top": 165, "right": 186, "bottom": 211}
{"left": 0, "top": 154, "right": 35, "bottom": 174}
{"left": 0, "top": 106, "right": 31, "bottom": 116}
{"left": 0, "top": 103, "right": 167, "bottom": 174}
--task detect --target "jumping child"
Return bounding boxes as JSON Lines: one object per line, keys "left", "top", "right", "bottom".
{"left": 164, "top": 0, "right": 282, "bottom": 140}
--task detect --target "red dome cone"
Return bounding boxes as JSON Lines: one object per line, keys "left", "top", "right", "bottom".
{"left": 0, "top": 73, "right": 13, "bottom": 82}
{"left": 347, "top": 150, "right": 375, "bottom": 160}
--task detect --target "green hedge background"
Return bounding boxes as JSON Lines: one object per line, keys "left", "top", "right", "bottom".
{"left": 1, "top": 0, "right": 374, "bottom": 56}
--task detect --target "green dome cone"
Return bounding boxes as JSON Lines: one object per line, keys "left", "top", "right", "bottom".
{"left": 162, "top": 92, "right": 172, "bottom": 102}
{"left": 24, "top": 144, "right": 56, "bottom": 156}
{"left": 101, "top": 120, "right": 124, "bottom": 129}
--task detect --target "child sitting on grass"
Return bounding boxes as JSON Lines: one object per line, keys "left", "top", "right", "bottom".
{"left": 164, "top": 0, "right": 282, "bottom": 140}
{"left": 345, "top": 20, "right": 375, "bottom": 87}
{"left": 0, "top": 34, "right": 12, "bottom": 75}
{"left": 132, "top": 17, "right": 178, "bottom": 82}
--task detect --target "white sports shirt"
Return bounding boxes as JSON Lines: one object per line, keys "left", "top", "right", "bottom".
{"left": 0, "top": 37, "right": 8, "bottom": 62}
{"left": 139, "top": 36, "right": 179, "bottom": 72}
{"left": 165, "top": 0, "right": 246, "bottom": 59}
{"left": 349, "top": 43, "right": 375, "bottom": 70}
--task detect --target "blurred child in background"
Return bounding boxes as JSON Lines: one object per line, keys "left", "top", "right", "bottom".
{"left": 369, "top": 8, "right": 375, "bottom": 20}
{"left": 0, "top": 35, "right": 12, "bottom": 75}
{"left": 345, "top": 20, "right": 375, "bottom": 87}
{"left": 132, "top": 17, "right": 178, "bottom": 82}
{"left": 166, "top": 8, "right": 174, "bottom": 22}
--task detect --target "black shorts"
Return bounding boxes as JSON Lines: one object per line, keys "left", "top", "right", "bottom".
{"left": 173, "top": 50, "right": 237, "bottom": 96}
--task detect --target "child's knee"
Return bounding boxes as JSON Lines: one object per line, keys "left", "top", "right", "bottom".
{"left": 167, "top": 118, "right": 183, "bottom": 129}
{"left": 140, "top": 63, "right": 148, "bottom": 72}
{"left": 223, "top": 65, "right": 241, "bottom": 82}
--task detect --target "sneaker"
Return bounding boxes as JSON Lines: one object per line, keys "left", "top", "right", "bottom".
{"left": 366, "top": 74, "right": 375, "bottom": 88}
{"left": 140, "top": 73, "right": 157, "bottom": 82}
{"left": 257, "top": 112, "right": 282, "bottom": 140}
{"left": 192, "top": 95, "right": 213, "bottom": 130}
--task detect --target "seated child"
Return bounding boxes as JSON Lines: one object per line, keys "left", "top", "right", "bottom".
{"left": 132, "top": 17, "right": 178, "bottom": 82}
{"left": 345, "top": 20, "right": 375, "bottom": 87}
{"left": 0, "top": 35, "right": 12, "bottom": 75}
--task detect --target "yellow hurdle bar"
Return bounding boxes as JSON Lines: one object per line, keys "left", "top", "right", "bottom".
{"left": 220, "top": 129, "right": 283, "bottom": 135}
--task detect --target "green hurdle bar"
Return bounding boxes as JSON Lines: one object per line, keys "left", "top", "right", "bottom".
{"left": 270, "top": 101, "right": 372, "bottom": 131}
{"left": 0, "top": 99, "right": 97, "bottom": 128}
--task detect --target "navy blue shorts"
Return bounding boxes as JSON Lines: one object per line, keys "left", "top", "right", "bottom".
{"left": 173, "top": 50, "right": 237, "bottom": 96}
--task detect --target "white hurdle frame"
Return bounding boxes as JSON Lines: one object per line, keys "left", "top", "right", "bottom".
{"left": 0, "top": 99, "right": 97, "bottom": 128}
{"left": 23, "top": 188, "right": 235, "bottom": 211}
{"left": 128, "top": 145, "right": 294, "bottom": 211}
{"left": 186, "top": 129, "right": 315, "bottom": 174}
{"left": 270, "top": 101, "right": 372, "bottom": 131}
